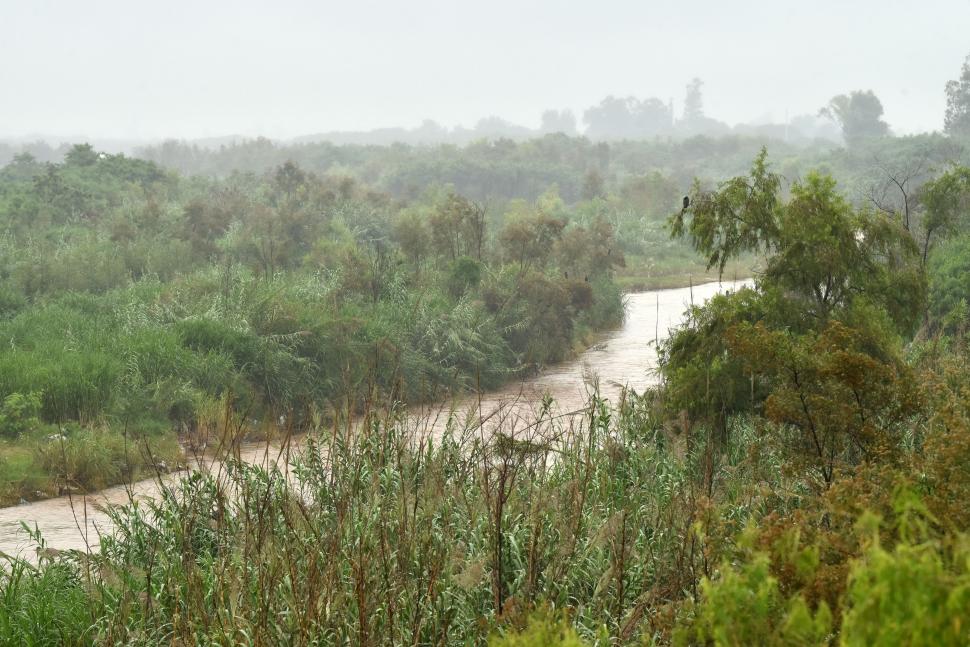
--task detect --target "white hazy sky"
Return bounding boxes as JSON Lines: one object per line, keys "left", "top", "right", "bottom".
{"left": 1, "top": 0, "right": 968, "bottom": 140}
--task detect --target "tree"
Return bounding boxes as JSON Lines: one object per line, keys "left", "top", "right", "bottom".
{"left": 926, "top": 234, "right": 970, "bottom": 334}
{"left": 540, "top": 109, "right": 578, "bottom": 135}
{"left": 393, "top": 209, "right": 431, "bottom": 267}
{"left": 429, "top": 193, "right": 487, "bottom": 261}
{"left": 0, "top": 152, "right": 42, "bottom": 182}
{"left": 917, "top": 164, "right": 970, "bottom": 263}
{"left": 673, "top": 149, "right": 924, "bottom": 335}
{"left": 663, "top": 151, "right": 927, "bottom": 468}
{"left": 271, "top": 160, "right": 308, "bottom": 206}
{"left": 728, "top": 318, "right": 919, "bottom": 488}
{"left": 866, "top": 153, "right": 929, "bottom": 233}
{"left": 671, "top": 148, "right": 781, "bottom": 276}
{"left": 819, "top": 90, "right": 891, "bottom": 146}
{"left": 583, "top": 96, "right": 672, "bottom": 139}
{"left": 554, "top": 216, "right": 624, "bottom": 279}
{"left": 580, "top": 169, "right": 604, "bottom": 201}
{"left": 499, "top": 211, "right": 565, "bottom": 271}
{"left": 63, "top": 143, "right": 100, "bottom": 167}
{"left": 635, "top": 97, "right": 674, "bottom": 136}
{"left": 683, "top": 77, "right": 705, "bottom": 124}
{"left": 944, "top": 53, "right": 970, "bottom": 138}
{"left": 583, "top": 96, "right": 638, "bottom": 140}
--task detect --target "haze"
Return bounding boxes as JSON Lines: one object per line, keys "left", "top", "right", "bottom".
{"left": 1, "top": 0, "right": 968, "bottom": 141}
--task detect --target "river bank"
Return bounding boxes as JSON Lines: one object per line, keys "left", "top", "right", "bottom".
{"left": 0, "top": 279, "right": 748, "bottom": 558}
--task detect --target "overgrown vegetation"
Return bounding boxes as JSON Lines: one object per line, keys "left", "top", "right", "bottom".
{"left": 2, "top": 126, "right": 970, "bottom": 644}
{"left": 0, "top": 146, "right": 637, "bottom": 503}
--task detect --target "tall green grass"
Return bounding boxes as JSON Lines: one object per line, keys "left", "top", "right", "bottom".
{"left": 0, "top": 394, "right": 789, "bottom": 645}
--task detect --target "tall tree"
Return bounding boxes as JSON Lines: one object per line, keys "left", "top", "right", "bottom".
{"left": 820, "top": 90, "right": 891, "bottom": 146}
{"left": 583, "top": 96, "right": 671, "bottom": 139}
{"left": 944, "top": 53, "right": 970, "bottom": 138}
{"left": 683, "top": 77, "right": 705, "bottom": 124}
{"left": 663, "top": 151, "right": 926, "bottom": 479}
{"left": 540, "top": 109, "right": 578, "bottom": 135}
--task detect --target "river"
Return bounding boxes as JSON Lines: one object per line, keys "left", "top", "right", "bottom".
{"left": 0, "top": 279, "right": 746, "bottom": 560}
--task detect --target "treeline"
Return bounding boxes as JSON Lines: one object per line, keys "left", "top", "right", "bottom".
{"left": 130, "top": 132, "right": 966, "bottom": 209}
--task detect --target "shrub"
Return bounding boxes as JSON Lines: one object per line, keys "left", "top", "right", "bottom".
{"left": 447, "top": 256, "right": 483, "bottom": 298}
{"left": 489, "top": 611, "right": 595, "bottom": 647}
{"left": 0, "top": 392, "right": 42, "bottom": 439}
{"left": 841, "top": 500, "right": 970, "bottom": 646}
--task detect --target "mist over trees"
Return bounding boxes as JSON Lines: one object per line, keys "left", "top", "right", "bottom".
{"left": 583, "top": 96, "right": 673, "bottom": 139}
{"left": 9, "top": 48, "right": 970, "bottom": 168}
{"left": 4, "top": 17, "right": 970, "bottom": 643}
{"left": 0, "top": 75, "right": 855, "bottom": 167}
{"left": 539, "top": 109, "right": 578, "bottom": 135}
{"left": 945, "top": 53, "right": 970, "bottom": 138}
{"left": 820, "top": 89, "right": 891, "bottom": 146}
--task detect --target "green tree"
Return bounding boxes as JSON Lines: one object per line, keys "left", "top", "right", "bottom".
{"left": 820, "top": 90, "right": 891, "bottom": 146}
{"left": 63, "top": 143, "right": 100, "bottom": 167}
{"left": 664, "top": 151, "right": 926, "bottom": 467}
{"left": 429, "top": 193, "right": 487, "bottom": 261}
{"left": 673, "top": 149, "right": 924, "bottom": 336}
{"left": 919, "top": 164, "right": 970, "bottom": 263}
{"left": 728, "top": 317, "right": 919, "bottom": 488}
{"left": 499, "top": 211, "right": 565, "bottom": 271}
{"left": 393, "top": 208, "right": 431, "bottom": 267}
{"left": 944, "top": 53, "right": 970, "bottom": 138}
{"left": 927, "top": 234, "right": 970, "bottom": 334}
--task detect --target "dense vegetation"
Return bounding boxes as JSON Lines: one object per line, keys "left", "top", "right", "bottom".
{"left": 2, "top": 105, "right": 970, "bottom": 643}
{"left": 0, "top": 144, "right": 651, "bottom": 504}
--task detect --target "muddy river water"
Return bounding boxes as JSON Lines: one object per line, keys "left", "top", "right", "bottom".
{"left": 0, "top": 280, "right": 747, "bottom": 559}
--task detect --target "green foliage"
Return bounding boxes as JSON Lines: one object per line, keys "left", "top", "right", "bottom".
{"left": 674, "top": 151, "right": 925, "bottom": 336}
{"left": 490, "top": 611, "right": 594, "bottom": 647}
{"left": 0, "top": 559, "right": 92, "bottom": 646}
{"left": 671, "top": 148, "right": 781, "bottom": 275}
{"left": 0, "top": 148, "right": 629, "bottom": 504}
{"left": 0, "top": 394, "right": 782, "bottom": 644}
{"left": 0, "top": 284, "right": 26, "bottom": 319}
{"left": 448, "top": 256, "right": 483, "bottom": 297}
{"left": 674, "top": 550, "right": 831, "bottom": 647}
{"left": 663, "top": 152, "right": 927, "bottom": 474}
{"left": 919, "top": 165, "right": 970, "bottom": 264}
{"left": 3, "top": 133, "right": 969, "bottom": 645}
{"left": 729, "top": 316, "right": 918, "bottom": 487}
{"left": 0, "top": 392, "right": 42, "bottom": 439}
{"left": 928, "top": 234, "right": 970, "bottom": 334}
{"left": 820, "top": 90, "right": 891, "bottom": 146}
{"left": 841, "top": 498, "right": 970, "bottom": 646}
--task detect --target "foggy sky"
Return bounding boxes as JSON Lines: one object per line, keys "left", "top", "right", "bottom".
{"left": 2, "top": 0, "right": 968, "bottom": 141}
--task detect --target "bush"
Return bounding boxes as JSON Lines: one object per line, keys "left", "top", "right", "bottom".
{"left": 0, "top": 392, "right": 42, "bottom": 439}
{"left": 673, "top": 548, "right": 832, "bottom": 647}
{"left": 447, "top": 256, "right": 483, "bottom": 298}
{"left": 489, "top": 611, "right": 596, "bottom": 647}
{"left": 841, "top": 501, "right": 970, "bottom": 646}
{"left": 33, "top": 424, "right": 182, "bottom": 493}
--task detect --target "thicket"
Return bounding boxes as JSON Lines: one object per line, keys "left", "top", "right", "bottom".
{"left": 0, "top": 145, "right": 634, "bottom": 503}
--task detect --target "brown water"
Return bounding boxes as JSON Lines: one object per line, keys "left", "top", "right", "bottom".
{"left": 0, "top": 279, "right": 747, "bottom": 560}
